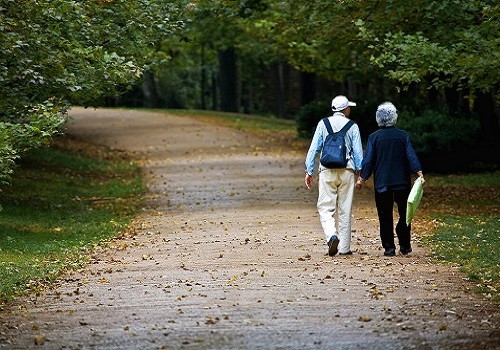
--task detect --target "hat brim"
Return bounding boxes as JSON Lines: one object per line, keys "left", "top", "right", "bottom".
{"left": 332, "top": 100, "right": 356, "bottom": 111}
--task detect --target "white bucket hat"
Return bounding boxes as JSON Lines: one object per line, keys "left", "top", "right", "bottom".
{"left": 331, "top": 95, "right": 356, "bottom": 112}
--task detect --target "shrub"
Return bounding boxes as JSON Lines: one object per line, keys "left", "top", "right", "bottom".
{"left": 398, "top": 109, "right": 480, "bottom": 154}
{"left": 295, "top": 100, "right": 331, "bottom": 139}
{"left": 295, "top": 97, "right": 383, "bottom": 140}
{"left": 0, "top": 0, "right": 183, "bottom": 191}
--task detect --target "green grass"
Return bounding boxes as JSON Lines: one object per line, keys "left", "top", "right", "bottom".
{"left": 165, "top": 109, "right": 298, "bottom": 133}
{"left": 424, "top": 215, "right": 499, "bottom": 301}
{"left": 0, "top": 140, "right": 144, "bottom": 303}
{"left": 423, "top": 171, "right": 500, "bottom": 301}
{"left": 429, "top": 171, "right": 500, "bottom": 187}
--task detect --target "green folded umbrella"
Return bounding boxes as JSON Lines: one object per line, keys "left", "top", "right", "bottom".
{"left": 406, "top": 177, "right": 424, "bottom": 226}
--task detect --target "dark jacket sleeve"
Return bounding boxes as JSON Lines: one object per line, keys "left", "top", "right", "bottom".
{"left": 360, "top": 135, "right": 375, "bottom": 180}
{"left": 405, "top": 134, "right": 422, "bottom": 173}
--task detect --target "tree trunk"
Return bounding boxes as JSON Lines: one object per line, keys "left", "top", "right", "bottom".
{"left": 275, "top": 61, "right": 286, "bottom": 118}
{"left": 346, "top": 77, "right": 357, "bottom": 99}
{"left": 427, "top": 86, "right": 439, "bottom": 109}
{"left": 300, "top": 72, "right": 316, "bottom": 105}
{"left": 200, "top": 46, "right": 207, "bottom": 110}
{"left": 211, "top": 72, "right": 217, "bottom": 110}
{"left": 474, "top": 91, "right": 499, "bottom": 144}
{"left": 445, "top": 86, "right": 470, "bottom": 117}
{"left": 241, "top": 83, "right": 253, "bottom": 114}
{"left": 218, "top": 47, "right": 238, "bottom": 112}
{"left": 141, "top": 71, "right": 161, "bottom": 108}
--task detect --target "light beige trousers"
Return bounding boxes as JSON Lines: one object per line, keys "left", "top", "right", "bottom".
{"left": 317, "top": 168, "right": 355, "bottom": 254}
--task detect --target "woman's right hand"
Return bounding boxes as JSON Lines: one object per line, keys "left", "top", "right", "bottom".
{"left": 417, "top": 171, "right": 425, "bottom": 184}
{"left": 356, "top": 177, "right": 365, "bottom": 189}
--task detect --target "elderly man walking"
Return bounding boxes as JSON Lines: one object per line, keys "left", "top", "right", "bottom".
{"left": 305, "top": 95, "right": 363, "bottom": 256}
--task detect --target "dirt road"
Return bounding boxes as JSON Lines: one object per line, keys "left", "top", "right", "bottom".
{"left": 0, "top": 108, "right": 498, "bottom": 349}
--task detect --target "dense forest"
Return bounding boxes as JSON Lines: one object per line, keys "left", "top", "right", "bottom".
{"left": 1, "top": 0, "right": 498, "bottom": 180}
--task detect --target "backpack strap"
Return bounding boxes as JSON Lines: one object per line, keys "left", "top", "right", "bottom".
{"left": 338, "top": 120, "right": 355, "bottom": 136}
{"left": 341, "top": 120, "right": 355, "bottom": 159}
{"left": 323, "top": 118, "right": 354, "bottom": 136}
{"left": 322, "top": 117, "right": 334, "bottom": 135}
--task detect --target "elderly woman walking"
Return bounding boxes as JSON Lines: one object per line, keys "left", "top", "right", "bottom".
{"left": 356, "top": 102, "right": 424, "bottom": 256}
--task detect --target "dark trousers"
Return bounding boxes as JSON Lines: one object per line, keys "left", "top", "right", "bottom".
{"left": 374, "top": 188, "right": 412, "bottom": 251}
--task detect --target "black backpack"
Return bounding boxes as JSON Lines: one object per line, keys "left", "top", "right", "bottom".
{"left": 319, "top": 118, "right": 355, "bottom": 169}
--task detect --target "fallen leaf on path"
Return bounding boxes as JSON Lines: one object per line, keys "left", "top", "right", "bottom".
{"left": 358, "top": 316, "right": 372, "bottom": 322}
{"left": 370, "top": 287, "right": 383, "bottom": 298}
{"left": 205, "top": 316, "right": 219, "bottom": 325}
{"left": 117, "top": 243, "right": 128, "bottom": 251}
{"left": 298, "top": 254, "right": 311, "bottom": 261}
{"left": 33, "top": 334, "right": 47, "bottom": 345}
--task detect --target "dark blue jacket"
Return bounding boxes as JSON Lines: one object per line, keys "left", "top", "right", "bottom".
{"left": 360, "top": 127, "right": 422, "bottom": 191}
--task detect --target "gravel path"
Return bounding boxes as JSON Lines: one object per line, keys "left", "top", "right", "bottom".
{"left": 0, "top": 108, "right": 498, "bottom": 349}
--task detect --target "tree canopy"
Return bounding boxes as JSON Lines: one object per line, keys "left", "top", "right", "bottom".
{"left": 0, "top": 0, "right": 183, "bottom": 183}
{"left": 0, "top": 0, "right": 498, "bottom": 179}
{"left": 356, "top": 0, "right": 499, "bottom": 94}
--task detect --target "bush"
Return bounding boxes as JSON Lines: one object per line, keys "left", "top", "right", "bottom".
{"left": 295, "top": 97, "right": 383, "bottom": 140}
{"left": 295, "top": 100, "right": 331, "bottom": 139}
{"left": 0, "top": 102, "right": 67, "bottom": 187}
{"left": 0, "top": 0, "right": 183, "bottom": 190}
{"left": 398, "top": 109, "right": 480, "bottom": 154}
{"left": 347, "top": 97, "right": 381, "bottom": 138}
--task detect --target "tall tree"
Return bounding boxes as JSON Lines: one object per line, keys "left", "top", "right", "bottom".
{"left": 0, "top": 0, "right": 183, "bottom": 183}
{"left": 356, "top": 0, "right": 499, "bottom": 139}
{"left": 179, "top": 0, "right": 278, "bottom": 113}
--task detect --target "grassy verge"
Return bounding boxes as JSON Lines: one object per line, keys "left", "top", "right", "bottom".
{"left": 165, "top": 109, "right": 298, "bottom": 134}
{"left": 421, "top": 172, "right": 500, "bottom": 301}
{"left": 425, "top": 215, "right": 499, "bottom": 300}
{"left": 162, "top": 109, "right": 308, "bottom": 152}
{"left": 0, "top": 137, "right": 144, "bottom": 304}
{"left": 429, "top": 171, "right": 500, "bottom": 187}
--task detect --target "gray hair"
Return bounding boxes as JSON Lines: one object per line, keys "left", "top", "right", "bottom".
{"left": 376, "top": 102, "right": 398, "bottom": 127}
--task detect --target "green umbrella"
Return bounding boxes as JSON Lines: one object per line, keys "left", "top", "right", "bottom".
{"left": 406, "top": 177, "right": 424, "bottom": 226}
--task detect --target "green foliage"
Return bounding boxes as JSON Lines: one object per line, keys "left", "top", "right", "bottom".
{"left": 0, "top": 140, "right": 144, "bottom": 302}
{"left": 153, "top": 38, "right": 213, "bottom": 109}
{"left": 0, "top": 0, "right": 182, "bottom": 107}
{"left": 0, "top": 102, "right": 67, "bottom": 185}
{"left": 398, "top": 109, "right": 480, "bottom": 154}
{"left": 0, "top": 0, "right": 184, "bottom": 185}
{"left": 424, "top": 215, "right": 500, "bottom": 301}
{"left": 430, "top": 171, "right": 500, "bottom": 187}
{"left": 154, "top": 0, "right": 278, "bottom": 112}
{"left": 250, "top": 0, "right": 377, "bottom": 79}
{"left": 295, "top": 101, "right": 331, "bottom": 139}
{"left": 167, "top": 109, "right": 296, "bottom": 133}
{"left": 356, "top": 1, "right": 500, "bottom": 94}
